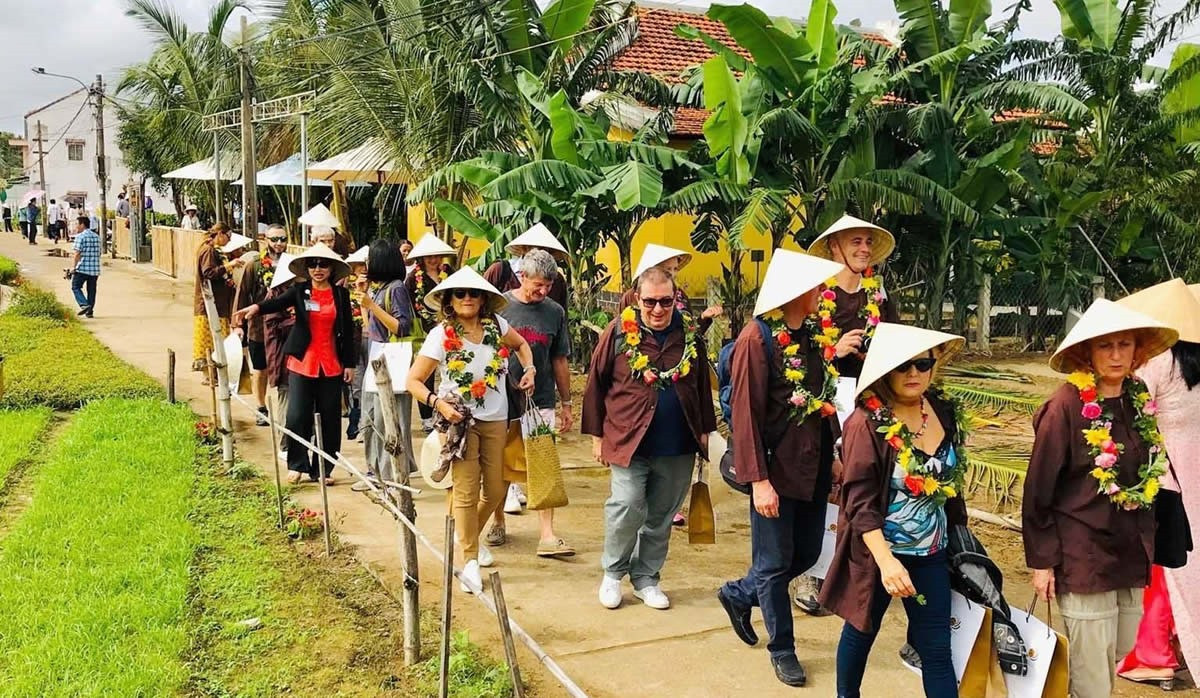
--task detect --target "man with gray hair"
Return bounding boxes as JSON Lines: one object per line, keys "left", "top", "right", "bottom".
{"left": 234, "top": 224, "right": 290, "bottom": 425}
{"left": 485, "top": 248, "right": 575, "bottom": 558}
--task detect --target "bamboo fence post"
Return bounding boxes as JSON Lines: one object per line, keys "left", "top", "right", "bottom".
{"left": 266, "top": 399, "right": 285, "bottom": 529}
{"left": 167, "top": 348, "right": 176, "bottom": 404}
{"left": 489, "top": 572, "right": 525, "bottom": 698}
{"left": 201, "top": 280, "right": 234, "bottom": 469}
{"left": 313, "top": 413, "right": 333, "bottom": 556}
{"left": 370, "top": 355, "right": 421, "bottom": 665}
{"left": 439, "top": 515, "right": 455, "bottom": 698}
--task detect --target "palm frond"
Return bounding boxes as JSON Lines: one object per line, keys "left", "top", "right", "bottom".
{"left": 944, "top": 382, "right": 1041, "bottom": 414}
{"left": 965, "top": 446, "right": 1029, "bottom": 508}
{"left": 481, "top": 159, "right": 602, "bottom": 200}
{"left": 966, "top": 80, "right": 1091, "bottom": 123}
{"left": 942, "top": 364, "right": 1035, "bottom": 383}
{"left": 660, "top": 179, "right": 749, "bottom": 213}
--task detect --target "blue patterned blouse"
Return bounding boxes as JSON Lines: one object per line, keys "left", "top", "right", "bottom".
{"left": 883, "top": 440, "right": 958, "bottom": 556}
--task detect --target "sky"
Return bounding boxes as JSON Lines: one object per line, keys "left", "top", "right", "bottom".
{"left": 0, "top": 0, "right": 1194, "bottom": 135}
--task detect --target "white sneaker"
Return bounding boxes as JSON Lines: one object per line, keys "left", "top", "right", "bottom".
{"left": 515, "top": 484, "right": 527, "bottom": 505}
{"left": 504, "top": 484, "right": 523, "bottom": 514}
{"left": 477, "top": 544, "right": 495, "bottom": 568}
{"left": 598, "top": 577, "right": 623, "bottom": 609}
{"left": 460, "top": 560, "right": 482, "bottom": 594}
{"left": 633, "top": 585, "right": 671, "bottom": 610}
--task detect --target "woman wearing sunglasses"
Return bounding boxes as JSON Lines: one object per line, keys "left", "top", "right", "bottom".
{"left": 235, "top": 243, "right": 358, "bottom": 485}
{"left": 820, "top": 323, "right": 967, "bottom": 698}
{"left": 406, "top": 268, "right": 535, "bottom": 594}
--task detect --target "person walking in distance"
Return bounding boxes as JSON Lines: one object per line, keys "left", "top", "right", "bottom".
{"left": 583, "top": 266, "right": 716, "bottom": 611}
{"left": 69, "top": 216, "right": 101, "bottom": 318}
{"left": 116, "top": 192, "right": 130, "bottom": 219}
{"left": 2, "top": 204, "right": 11, "bottom": 233}
{"left": 25, "top": 199, "right": 39, "bottom": 245}
{"left": 235, "top": 224, "right": 289, "bottom": 426}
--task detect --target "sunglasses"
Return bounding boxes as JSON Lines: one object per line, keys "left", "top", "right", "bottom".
{"left": 892, "top": 358, "right": 936, "bottom": 374}
{"left": 267, "top": 236, "right": 286, "bottom": 243}
{"left": 452, "top": 289, "right": 484, "bottom": 300}
{"left": 305, "top": 259, "right": 333, "bottom": 269}
{"left": 640, "top": 297, "right": 675, "bottom": 309}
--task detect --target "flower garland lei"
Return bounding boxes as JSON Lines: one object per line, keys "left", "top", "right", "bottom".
{"left": 411, "top": 265, "right": 444, "bottom": 324}
{"left": 859, "top": 387, "right": 968, "bottom": 506}
{"left": 1066, "top": 371, "right": 1167, "bottom": 510}
{"left": 443, "top": 319, "right": 509, "bottom": 405}
{"left": 618, "top": 306, "right": 697, "bottom": 390}
{"left": 258, "top": 254, "right": 275, "bottom": 288}
{"left": 814, "top": 267, "right": 884, "bottom": 361}
{"left": 760, "top": 309, "right": 838, "bottom": 420}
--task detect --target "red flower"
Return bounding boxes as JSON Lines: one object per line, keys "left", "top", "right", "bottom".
{"left": 820, "top": 402, "right": 836, "bottom": 417}
{"left": 864, "top": 396, "right": 883, "bottom": 412}
{"left": 904, "top": 475, "right": 925, "bottom": 496}
{"left": 621, "top": 320, "right": 638, "bottom": 334}
{"left": 887, "top": 435, "right": 905, "bottom": 450}
{"left": 863, "top": 266, "right": 874, "bottom": 278}
{"left": 823, "top": 346, "right": 837, "bottom": 362}
{"left": 1079, "top": 386, "right": 1097, "bottom": 403}
{"left": 821, "top": 316, "right": 833, "bottom": 329}
{"left": 498, "top": 346, "right": 510, "bottom": 359}
{"left": 470, "top": 380, "right": 488, "bottom": 399}
{"left": 776, "top": 331, "right": 791, "bottom": 347}
{"left": 1101, "top": 439, "right": 1118, "bottom": 455}
{"left": 262, "top": 256, "right": 273, "bottom": 268}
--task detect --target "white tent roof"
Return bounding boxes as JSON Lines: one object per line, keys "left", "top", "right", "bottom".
{"left": 232, "top": 153, "right": 343, "bottom": 188}
{"left": 307, "top": 138, "right": 402, "bottom": 183}
{"left": 162, "top": 154, "right": 241, "bottom": 181}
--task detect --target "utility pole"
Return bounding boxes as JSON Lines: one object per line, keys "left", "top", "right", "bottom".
{"left": 239, "top": 16, "right": 257, "bottom": 237}
{"left": 93, "top": 75, "right": 110, "bottom": 256}
{"left": 35, "top": 120, "right": 47, "bottom": 232}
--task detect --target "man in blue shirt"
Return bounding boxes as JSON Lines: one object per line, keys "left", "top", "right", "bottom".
{"left": 70, "top": 216, "right": 101, "bottom": 318}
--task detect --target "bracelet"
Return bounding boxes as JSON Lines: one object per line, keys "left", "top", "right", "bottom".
{"left": 560, "top": 400, "right": 573, "bottom": 406}
{"left": 431, "top": 396, "right": 441, "bottom": 410}
{"left": 523, "top": 365, "right": 537, "bottom": 374}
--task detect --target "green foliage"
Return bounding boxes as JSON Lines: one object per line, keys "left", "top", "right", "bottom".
{"left": 7, "top": 284, "right": 72, "bottom": 323}
{"left": 416, "top": 631, "right": 515, "bottom": 698}
{"left": 0, "top": 255, "right": 18, "bottom": 285}
{"left": 0, "top": 408, "right": 52, "bottom": 485}
{"left": 943, "top": 382, "right": 1042, "bottom": 414}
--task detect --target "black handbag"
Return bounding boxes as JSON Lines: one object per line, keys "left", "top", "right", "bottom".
{"left": 1154, "top": 465, "right": 1192, "bottom": 568}
{"left": 719, "top": 442, "right": 751, "bottom": 495}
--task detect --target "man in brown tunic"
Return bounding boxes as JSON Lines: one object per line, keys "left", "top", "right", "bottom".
{"left": 583, "top": 267, "right": 715, "bottom": 611}
{"left": 234, "top": 224, "right": 289, "bottom": 425}
{"left": 715, "top": 249, "right": 845, "bottom": 687}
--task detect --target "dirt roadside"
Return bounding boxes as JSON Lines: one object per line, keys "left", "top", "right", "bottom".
{"left": 1, "top": 234, "right": 1171, "bottom": 698}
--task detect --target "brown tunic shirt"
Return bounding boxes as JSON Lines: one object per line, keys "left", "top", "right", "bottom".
{"left": 261, "top": 284, "right": 296, "bottom": 388}
{"left": 233, "top": 252, "right": 280, "bottom": 343}
{"left": 483, "top": 260, "right": 568, "bottom": 312}
{"left": 820, "top": 396, "right": 967, "bottom": 633}
{"left": 830, "top": 284, "right": 900, "bottom": 379}
{"left": 1022, "top": 383, "right": 1155, "bottom": 594}
{"left": 405, "top": 268, "right": 443, "bottom": 334}
{"left": 581, "top": 313, "right": 716, "bottom": 466}
{"left": 730, "top": 320, "right": 834, "bottom": 501}
{"left": 193, "top": 241, "right": 235, "bottom": 317}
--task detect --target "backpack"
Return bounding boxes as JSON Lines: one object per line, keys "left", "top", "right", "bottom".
{"left": 716, "top": 318, "right": 774, "bottom": 495}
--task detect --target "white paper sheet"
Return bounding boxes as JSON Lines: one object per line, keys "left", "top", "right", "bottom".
{"left": 363, "top": 341, "right": 412, "bottom": 393}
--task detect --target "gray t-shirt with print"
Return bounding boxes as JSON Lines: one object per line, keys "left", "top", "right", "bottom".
{"left": 500, "top": 291, "right": 569, "bottom": 410}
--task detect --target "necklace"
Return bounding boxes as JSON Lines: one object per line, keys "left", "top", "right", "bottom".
{"left": 760, "top": 310, "right": 838, "bottom": 420}
{"left": 618, "top": 306, "right": 697, "bottom": 390}
{"left": 1066, "top": 371, "right": 1167, "bottom": 510}
{"left": 815, "top": 267, "right": 884, "bottom": 361}
{"left": 860, "top": 389, "right": 965, "bottom": 505}
{"left": 443, "top": 318, "right": 508, "bottom": 406}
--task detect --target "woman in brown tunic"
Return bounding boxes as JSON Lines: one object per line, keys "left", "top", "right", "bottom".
{"left": 192, "top": 223, "right": 247, "bottom": 379}
{"left": 819, "top": 324, "right": 967, "bottom": 698}
{"left": 1023, "top": 298, "right": 1178, "bottom": 698}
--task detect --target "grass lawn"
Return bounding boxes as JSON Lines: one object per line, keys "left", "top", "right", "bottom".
{"left": 0, "top": 408, "right": 51, "bottom": 485}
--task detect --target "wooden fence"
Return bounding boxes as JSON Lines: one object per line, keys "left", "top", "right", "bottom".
{"left": 150, "top": 226, "right": 207, "bottom": 283}
{"left": 113, "top": 217, "right": 132, "bottom": 259}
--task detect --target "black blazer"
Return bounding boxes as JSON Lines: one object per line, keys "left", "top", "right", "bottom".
{"left": 256, "top": 282, "right": 358, "bottom": 370}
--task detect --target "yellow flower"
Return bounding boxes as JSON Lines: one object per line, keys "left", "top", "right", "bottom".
{"left": 828, "top": 365, "right": 840, "bottom": 379}
{"left": 632, "top": 354, "right": 650, "bottom": 371}
{"left": 485, "top": 374, "right": 498, "bottom": 388}
{"left": 823, "top": 327, "right": 839, "bottom": 338}
{"left": 865, "top": 303, "right": 880, "bottom": 317}
{"left": 447, "top": 360, "right": 467, "bottom": 373}
{"left": 1144, "top": 479, "right": 1160, "bottom": 500}
{"left": 941, "top": 485, "right": 957, "bottom": 498}
{"left": 679, "top": 360, "right": 691, "bottom": 376}
{"left": 1090, "top": 467, "right": 1110, "bottom": 481}
{"left": 898, "top": 448, "right": 913, "bottom": 468}
{"left": 626, "top": 332, "right": 641, "bottom": 347}
{"left": 785, "top": 369, "right": 804, "bottom": 382}
{"left": 1136, "top": 392, "right": 1151, "bottom": 404}
{"left": 621, "top": 307, "right": 636, "bottom": 322}
{"left": 861, "top": 277, "right": 881, "bottom": 291}
{"left": 784, "top": 344, "right": 800, "bottom": 357}
{"left": 458, "top": 385, "right": 471, "bottom": 395}
{"left": 824, "top": 276, "right": 839, "bottom": 288}
{"left": 923, "top": 477, "right": 940, "bottom": 496}
{"left": 1067, "top": 371, "right": 1096, "bottom": 390}
{"left": 884, "top": 422, "right": 905, "bottom": 440}
{"left": 1083, "top": 428, "right": 1110, "bottom": 447}
{"left": 762, "top": 309, "right": 784, "bottom": 321}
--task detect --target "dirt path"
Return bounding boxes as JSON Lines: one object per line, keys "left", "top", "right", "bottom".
{"left": 2, "top": 234, "right": 1169, "bottom": 697}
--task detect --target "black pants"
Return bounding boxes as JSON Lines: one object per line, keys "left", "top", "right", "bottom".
{"left": 24, "top": 222, "right": 35, "bottom": 243}
{"left": 285, "top": 371, "right": 343, "bottom": 478}
{"left": 2, "top": 217, "right": 11, "bottom": 232}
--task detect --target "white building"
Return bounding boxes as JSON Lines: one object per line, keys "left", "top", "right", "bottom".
{"left": 21, "top": 88, "right": 172, "bottom": 214}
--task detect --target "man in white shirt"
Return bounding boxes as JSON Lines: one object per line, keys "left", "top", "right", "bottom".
{"left": 47, "top": 199, "right": 61, "bottom": 242}
{"left": 180, "top": 205, "right": 201, "bottom": 230}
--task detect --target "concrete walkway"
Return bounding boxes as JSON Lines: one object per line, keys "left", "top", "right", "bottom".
{"left": 0, "top": 233, "right": 1038, "bottom": 697}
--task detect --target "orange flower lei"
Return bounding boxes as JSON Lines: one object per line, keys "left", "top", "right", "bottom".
{"left": 443, "top": 319, "right": 508, "bottom": 406}
{"left": 619, "top": 306, "right": 697, "bottom": 390}
{"left": 814, "top": 267, "right": 884, "bottom": 361}
{"left": 760, "top": 309, "right": 838, "bottom": 421}
{"left": 412, "top": 265, "right": 446, "bottom": 324}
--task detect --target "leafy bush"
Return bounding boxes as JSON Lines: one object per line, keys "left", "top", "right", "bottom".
{"left": 416, "top": 631, "right": 515, "bottom": 697}
{"left": 8, "top": 284, "right": 71, "bottom": 323}
{"left": 0, "top": 256, "right": 18, "bottom": 285}
{"left": 0, "top": 315, "right": 161, "bottom": 409}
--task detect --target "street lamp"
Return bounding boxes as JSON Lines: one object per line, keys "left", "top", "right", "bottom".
{"left": 31, "top": 67, "right": 90, "bottom": 93}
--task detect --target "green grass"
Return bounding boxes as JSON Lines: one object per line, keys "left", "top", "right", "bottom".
{"left": 0, "top": 408, "right": 52, "bottom": 485}
{"left": 0, "top": 399, "right": 196, "bottom": 697}
{"left": 415, "top": 630, "right": 516, "bottom": 698}
{"left": 7, "top": 284, "right": 71, "bottom": 322}
{"left": 0, "top": 256, "right": 18, "bottom": 285}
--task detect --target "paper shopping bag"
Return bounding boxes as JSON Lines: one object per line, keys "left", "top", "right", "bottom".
{"left": 1004, "top": 602, "right": 1069, "bottom": 698}
{"left": 802, "top": 504, "right": 839, "bottom": 579}
{"left": 688, "top": 458, "right": 715, "bottom": 544}
{"left": 364, "top": 341, "right": 412, "bottom": 393}
{"left": 502, "top": 421, "right": 526, "bottom": 483}
{"left": 954, "top": 596, "right": 993, "bottom": 695}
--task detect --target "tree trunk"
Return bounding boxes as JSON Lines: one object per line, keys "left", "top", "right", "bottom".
{"left": 977, "top": 273, "right": 992, "bottom": 355}
{"left": 925, "top": 223, "right": 954, "bottom": 330}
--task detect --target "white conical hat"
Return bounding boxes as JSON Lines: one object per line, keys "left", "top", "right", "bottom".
{"left": 216, "top": 332, "right": 245, "bottom": 393}
{"left": 1191, "top": 284, "right": 1200, "bottom": 304}
{"left": 855, "top": 324, "right": 965, "bottom": 398}
{"left": 1050, "top": 298, "right": 1178, "bottom": 373}
{"left": 418, "top": 432, "right": 454, "bottom": 490}
{"left": 807, "top": 214, "right": 896, "bottom": 267}
{"left": 634, "top": 243, "right": 693, "bottom": 278}
{"left": 270, "top": 252, "right": 297, "bottom": 289}
{"left": 298, "top": 203, "right": 340, "bottom": 228}
{"left": 1117, "top": 279, "right": 1200, "bottom": 344}
{"left": 407, "top": 233, "right": 455, "bottom": 261}
{"left": 346, "top": 245, "right": 370, "bottom": 264}
{"left": 424, "top": 266, "right": 507, "bottom": 315}
{"left": 219, "top": 232, "right": 253, "bottom": 254}
{"left": 752, "top": 249, "right": 846, "bottom": 317}
{"left": 288, "top": 242, "right": 351, "bottom": 282}
{"left": 505, "top": 222, "right": 568, "bottom": 260}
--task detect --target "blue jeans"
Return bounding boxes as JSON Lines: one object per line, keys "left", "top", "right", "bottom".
{"left": 721, "top": 494, "right": 828, "bottom": 658}
{"left": 836, "top": 550, "right": 956, "bottom": 698}
{"left": 71, "top": 272, "right": 97, "bottom": 312}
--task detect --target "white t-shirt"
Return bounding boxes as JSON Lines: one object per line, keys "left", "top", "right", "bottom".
{"left": 419, "top": 316, "right": 511, "bottom": 422}
{"left": 48, "top": 204, "right": 60, "bottom": 222}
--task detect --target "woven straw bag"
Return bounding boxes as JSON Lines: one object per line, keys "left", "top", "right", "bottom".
{"left": 524, "top": 401, "right": 568, "bottom": 510}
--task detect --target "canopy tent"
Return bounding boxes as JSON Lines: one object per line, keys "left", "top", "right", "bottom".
{"left": 231, "top": 153, "right": 360, "bottom": 188}
{"left": 306, "top": 138, "right": 403, "bottom": 184}
{"left": 162, "top": 154, "right": 241, "bottom": 181}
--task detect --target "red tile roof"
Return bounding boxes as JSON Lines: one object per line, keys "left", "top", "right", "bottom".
{"left": 671, "top": 106, "right": 709, "bottom": 137}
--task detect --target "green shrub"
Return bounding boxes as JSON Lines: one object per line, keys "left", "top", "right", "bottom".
{"left": 0, "top": 256, "right": 18, "bottom": 285}
{"left": 0, "top": 315, "right": 58, "bottom": 354}
{"left": 8, "top": 284, "right": 71, "bottom": 323}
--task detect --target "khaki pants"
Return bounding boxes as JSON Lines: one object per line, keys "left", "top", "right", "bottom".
{"left": 1059, "top": 588, "right": 1143, "bottom": 698}
{"left": 449, "top": 419, "right": 508, "bottom": 562}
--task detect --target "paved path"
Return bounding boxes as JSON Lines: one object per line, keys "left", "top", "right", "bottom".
{"left": 4, "top": 233, "right": 1157, "bottom": 698}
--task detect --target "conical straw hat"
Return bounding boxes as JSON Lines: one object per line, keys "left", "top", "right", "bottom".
{"left": 219, "top": 232, "right": 253, "bottom": 254}
{"left": 298, "top": 203, "right": 340, "bottom": 228}
{"left": 424, "top": 266, "right": 508, "bottom": 315}
{"left": 752, "top": 249, "right": 845, "bottom": 317}
{"left": 288, "top": 242, "right": 351, "bottom": 283}
{"left": 1191, "top": 284, "right": 1200, "bottom": 303}
{"left": 1116, "top": 278, "right": 1200, "bottom": 343}
{"left": 1049, "top": 298, "right": 1178, "bottom": 373}
{"left": 270, "top": 252, "right": 297, "bottom": 289}
{"left": 855, "top": 323, "right": 965, "bottom": 398}
{"left": 634, "top": 243, "right": 693, "bottom": 278}
{"left": 407, "top": 233, "right": 455, "bottom": 261}
{"left": 505, "top": 222, "right": 568, "bottom": 260}
{"left": 418, "top": 432, "right": 454, "bottom": 490}
{"left": 345, "top": 245, "right": 370, "bottom": 264}
{"left": 807, "top": 214, "right": 896, "bottom": 267}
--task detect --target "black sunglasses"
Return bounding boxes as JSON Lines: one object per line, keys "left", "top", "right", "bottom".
{"left": 267, "top": 236, "right": 287, "bottom": 242}
{"left": 640, "top": 296, "right": 674, "bottom": 309}
{"left": 305, "top": 259, "right": 333, "bottom": 269}
{"left": 892, "top": 358, "right": 936, "bottom": 374}
{"left": 452, "top": 289, "right": 484, "bottom": 300}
